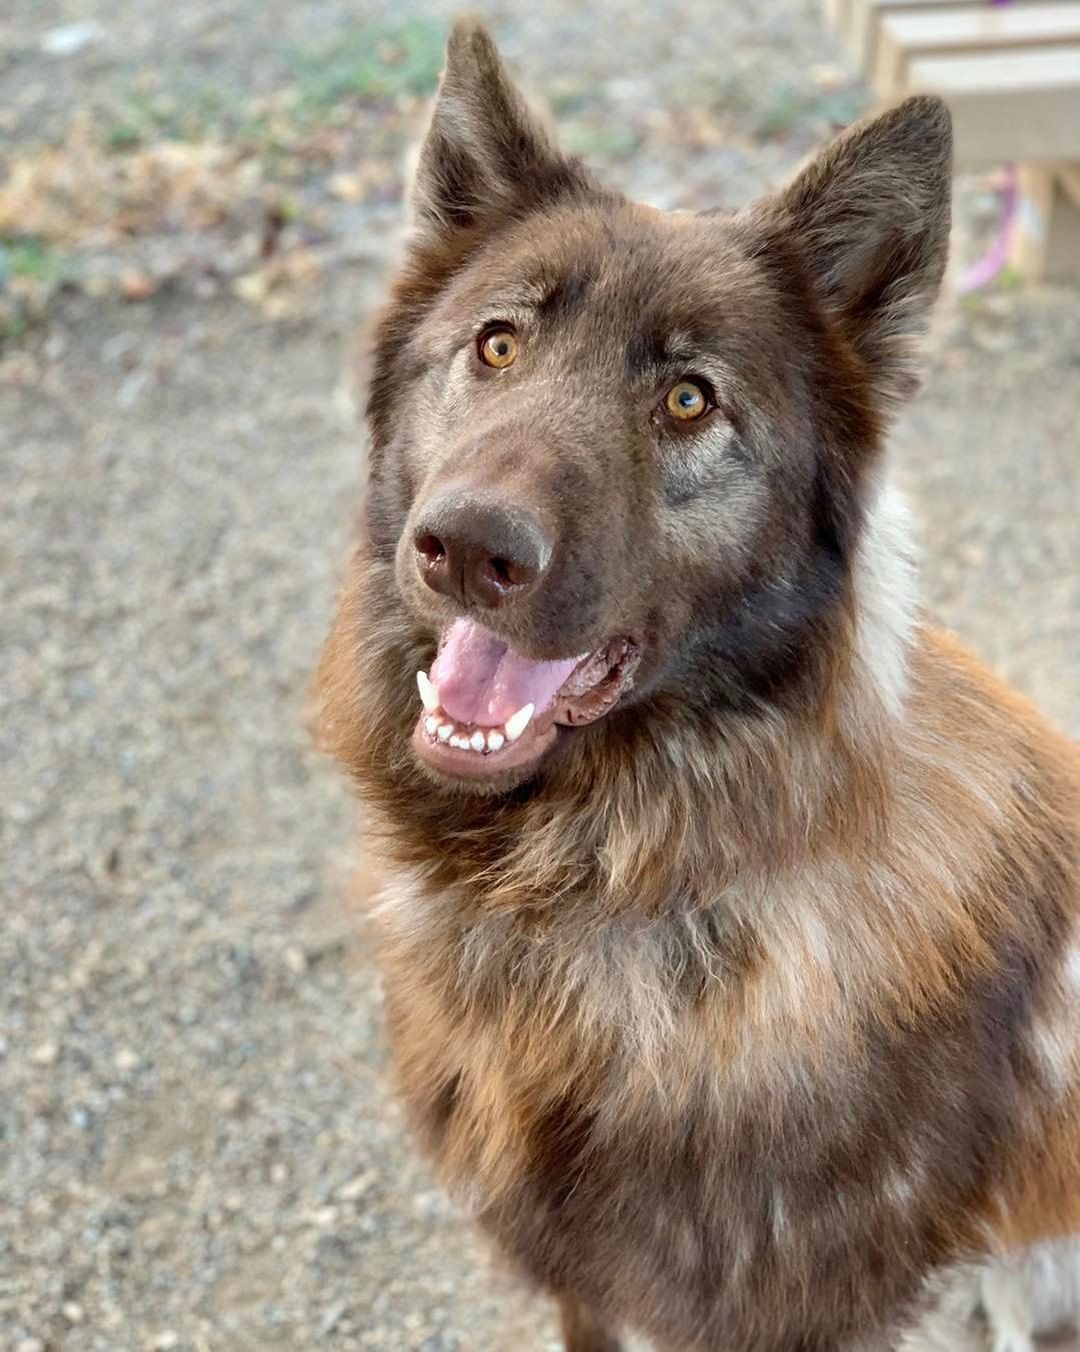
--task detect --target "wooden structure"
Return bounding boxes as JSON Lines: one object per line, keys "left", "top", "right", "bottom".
{"left": 823, "top": 0, "right": 1080, "bottom": 279}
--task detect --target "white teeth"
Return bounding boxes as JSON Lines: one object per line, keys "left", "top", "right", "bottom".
{"left": 503, "top": 703, "right": 534, "bottom": 743}
{"left": 430, "top": 716, "right": 520, "bottom": 755}
{"left": 416, "top": 670, "right": 439, "bottom": 713}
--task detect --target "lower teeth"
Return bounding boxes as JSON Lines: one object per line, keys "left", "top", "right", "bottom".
{"left": 427, "top": 715, "right": 512, "bottom": 754}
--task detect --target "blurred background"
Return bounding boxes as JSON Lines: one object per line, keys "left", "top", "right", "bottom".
{"left": 1, "top": 1, "right": 1077, "bottom": 1349}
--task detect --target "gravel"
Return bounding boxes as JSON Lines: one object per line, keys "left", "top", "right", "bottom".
{"left": 2, "top": 1, "right": 1078, "bottom": 1348}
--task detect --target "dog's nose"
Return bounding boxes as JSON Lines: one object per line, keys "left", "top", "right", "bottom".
{"left": 412, "top": 492, "right": 551, "bottom": 610}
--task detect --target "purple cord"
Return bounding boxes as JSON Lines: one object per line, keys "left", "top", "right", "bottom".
{"left": 955, "top": 163, "right": 1019, "bottom": 294}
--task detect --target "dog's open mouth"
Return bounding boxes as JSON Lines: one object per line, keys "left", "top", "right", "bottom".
{"left": 412, "top": 618, "right": 640, "bottom": 780}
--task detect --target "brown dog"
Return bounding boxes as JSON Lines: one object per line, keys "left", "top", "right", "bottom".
{"left": 318, "top": 21, "right": 1080, "bottom": 1351}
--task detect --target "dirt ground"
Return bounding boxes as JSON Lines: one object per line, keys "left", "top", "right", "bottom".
{"left": 2, "top": 2, "right": 1078, "bottom": 1350}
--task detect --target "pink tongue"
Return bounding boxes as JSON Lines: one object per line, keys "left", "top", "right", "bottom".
{"left": 429, "top": 618, "right": 583, "bottom": 728}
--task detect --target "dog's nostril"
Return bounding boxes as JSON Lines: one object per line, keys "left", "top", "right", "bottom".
{"left": 415, "top": 533, "right": 446, "bottom": 566}
{"left": 484, "top": 556, "right": 536, "bottom": 591}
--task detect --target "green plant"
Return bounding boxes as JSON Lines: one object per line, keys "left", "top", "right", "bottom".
{"left": 289, "top": 19, "right": 446, "bottom": 115}
{"left": 2, "top": 237, "right": 69, "bottom": 285}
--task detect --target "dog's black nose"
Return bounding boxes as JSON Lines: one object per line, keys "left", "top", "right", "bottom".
{"left": 413, "top": 491, "right": 551, "bottom": 610}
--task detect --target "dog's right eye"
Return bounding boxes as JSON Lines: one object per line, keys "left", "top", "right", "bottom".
{"left": 664, "top": 379, "right": 710, "bottom": 422}
{"left": 478, "top": 327, "right": 519, "bottom": 369}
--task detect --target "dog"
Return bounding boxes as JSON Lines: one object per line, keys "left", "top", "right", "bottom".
{"left": 317, "top": 20, "right": 1080, "bottom": 1351}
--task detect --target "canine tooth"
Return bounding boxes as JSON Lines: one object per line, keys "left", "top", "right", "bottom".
{"left": 487, "top": 730, "right": 504, "bottom": 753}
{"left": 424, "top": 716, "right": 439, "bottom": 735}
{"left": 416, "top": 670, "right": 439, "bottom": 713}
{"left": 503, "top": 703, "right": 534, "bottom": 742}
{"left": 450, "top": 735, "right": 469, "bottom": 749}
{"left": 437, "top": 724, "right": 453, "bottom": 742}
{"left": 469, "top": 730, "right": 486, "bottom": 752}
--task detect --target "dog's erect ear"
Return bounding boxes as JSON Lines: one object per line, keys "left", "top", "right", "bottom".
{"left": 753, "top": 96, "right": 952, "bottom": 408}
{"left": 411, "top": 19, "right": 594, "bottom": 244}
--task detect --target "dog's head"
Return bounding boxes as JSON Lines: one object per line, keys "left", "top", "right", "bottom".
{"left": 349, "top": 21, "right": 951, "bottom": 792}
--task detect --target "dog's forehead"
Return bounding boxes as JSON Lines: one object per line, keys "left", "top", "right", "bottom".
{"left": 452, "top": 203, "right": 764, "bottom": 343}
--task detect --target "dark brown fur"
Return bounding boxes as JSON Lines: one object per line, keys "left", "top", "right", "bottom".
{"left": 318, "top": 21, "right": 1080, "bottom": 1351}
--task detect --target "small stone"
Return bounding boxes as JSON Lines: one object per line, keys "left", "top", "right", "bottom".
{"left": 217, "top": 1088, "right": 243, "bottom": 1114}
{"left": 113, "top": 1047, "right": 139, "bottom": 1073}
{"left": 233, "top": 271, "right": 270, "bottom": 306}
{"left": 41, "top": 22, "right": 104, "bottom": 55}
{"left": 120, "top": 270, "right": 156, "bottom": 303}
{"left": 283, "top": 945, "right": 307, "bottom": 975}
{"left": 151, "top": 1332, "right": 179, "bottom": 1350}
{"left": 337, "top": 1171, "right": 375, "bottom": 1202}
{"left": 269, "top": 1161, "right": 289, "bottom": 1185}
{"left": 61, "top": 1301, "right": 84, "bottom": 1323}
{"left": 318, "top": 1302, "right": 347, "bottom": 1335}
{"left": 327, "top": 173, "right": 365, "bottom": 202}
{"left": 31, "top": 1041, "right": 59, "bottom": 1067}
{"left": 311, "top": 1204, "right": 338, "bottom": 1227}
{"left": 16, "top": 1340, "right": 46, "bottom": 1352}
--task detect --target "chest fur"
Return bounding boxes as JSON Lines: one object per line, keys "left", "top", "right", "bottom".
{"left": 376, "top": 880, "right": 1041, "bottom": 1349}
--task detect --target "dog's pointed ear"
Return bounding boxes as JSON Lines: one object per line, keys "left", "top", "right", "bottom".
{"left": 752, "top": 96, "right": 952, "bottom": 408}
{"left": 411, "top": 19, "right": 594, "bottom": 244}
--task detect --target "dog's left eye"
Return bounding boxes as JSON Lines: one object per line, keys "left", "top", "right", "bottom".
{"left": 478, "top": 327, "right": 519, "bottom": 369}
{"left": 664, "top": 380, "right": 710, "bottom": 422}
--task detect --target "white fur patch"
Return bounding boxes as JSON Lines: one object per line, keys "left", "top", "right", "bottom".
{"left": 1025, "top": 929, "right": 1080, "bottom": 1102}
{"left": 852, "top": 481, "right": 918, "bottom": 719}
{"left": 894, "top": 1264, "right": 983, "bottom": 1351}
{"left": 980, "top": 1239, "right": 1080, "bottom": 1352}
{"left": 1064, "top": 945, "right": 1080, "bottom": 998}
{"left": 771, "top": 1184, "right": 789, "bottom": 1243}
{"left": 1027, "top": 1019, "right": 1075, "bottom": 1101}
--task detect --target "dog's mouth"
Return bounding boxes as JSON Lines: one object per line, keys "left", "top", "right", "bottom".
{"left": 411, "top": 617, "right": 641, "bottom": 781}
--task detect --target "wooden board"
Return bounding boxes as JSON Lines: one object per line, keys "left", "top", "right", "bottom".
{"left": 1012, "top": 163, "right": 1080, "bottom": 279}
{"left": 904, "top": 47, "right": 1080, "bottom": 165}
{"left": 875, "top": 3, "right": 1080, "bottom": 94}
{"left": 823, "top": 0, "right": 854, "bottom": 29}
{"left": 1058, "top": 164, "right": 1080, "bottom": 205}
{"left": 839, "top": 0, "right": 1079, "bottom": 70}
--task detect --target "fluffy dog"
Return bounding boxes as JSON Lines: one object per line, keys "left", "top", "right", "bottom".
{"left": 318, "top": 22, "right": 1080, "bottom": 1350}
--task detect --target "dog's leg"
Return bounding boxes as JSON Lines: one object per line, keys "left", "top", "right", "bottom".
{"left": 557, "top": 1294, "right": 624, "bottom": 1352}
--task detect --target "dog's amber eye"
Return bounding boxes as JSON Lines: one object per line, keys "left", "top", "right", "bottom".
{"left": 665, "top": 380, "right": 709, "bottom": 421}
{"left": 479, "top": 327, "right": 518, "bottom": 369}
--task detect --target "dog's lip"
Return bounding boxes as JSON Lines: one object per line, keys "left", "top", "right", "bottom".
{"left": 412, "top": 636, "right": 641, "bottom": 781}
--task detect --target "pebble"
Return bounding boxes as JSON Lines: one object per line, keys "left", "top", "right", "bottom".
{"left": 41, "top": 22, "right": 104, "bottom": 56}
{"left": 337, "top": 1171, "right": 376, "bottom": 1201}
